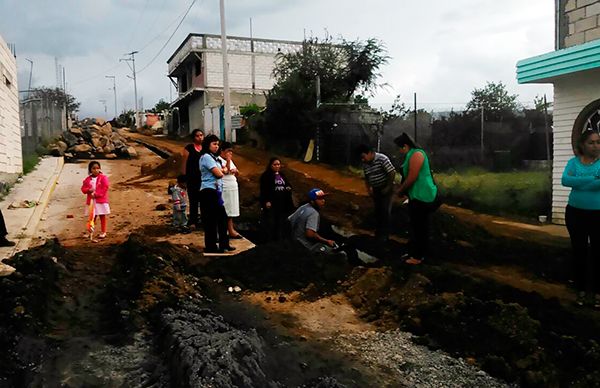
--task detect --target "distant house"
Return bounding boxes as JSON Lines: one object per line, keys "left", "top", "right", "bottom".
{"left": 517, "top": 0, "right": 600, "bottom": 224}
{"left": 167, "top": 33, "right": 302, "bottom": 137}
{"left": 0, "top": 35, "right": 22, "bottom": 176}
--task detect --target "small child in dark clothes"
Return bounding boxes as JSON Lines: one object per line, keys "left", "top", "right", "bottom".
{"left": 171, "top": 175, "right": 190, "bottom": 233}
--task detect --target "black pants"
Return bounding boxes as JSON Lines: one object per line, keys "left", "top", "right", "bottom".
{"left": 565, "top": 205, "right": 600, "bottom": 293}
{"left": 372, "top": 188, "right": 393, "bottom": 241}
{"left": 262, "top": 206, "right": 290, "bottom": 242}
{"left": 200, "top": 189, "right": 229, "bottom": 250}
{"left": 407, "top": 199, "right": 433, "bottom": 259}
{"left": 0, "top": 209, "right": 7, "bottom": 237}
{"left": 187, "top": 184, "right": 201, "bottom": 227}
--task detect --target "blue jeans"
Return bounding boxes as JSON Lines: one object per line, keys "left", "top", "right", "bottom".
{"left": 173, "top": 209, "right": 188, "bottom": 227}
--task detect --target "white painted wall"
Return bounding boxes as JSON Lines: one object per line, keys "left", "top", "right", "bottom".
{"left": 0, "top": 35, "right": 22, "bottom": 174}
{"left": 551, "top": 67, "right": 600, "bottom": 224}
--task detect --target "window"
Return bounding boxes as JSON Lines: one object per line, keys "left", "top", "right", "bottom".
{"left": 194, "top": 60, "right": 202, "bottom": 76}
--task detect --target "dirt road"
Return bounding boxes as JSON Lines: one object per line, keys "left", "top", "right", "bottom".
{"left": 1, "top": 133, "right": 598, "bottom": 387}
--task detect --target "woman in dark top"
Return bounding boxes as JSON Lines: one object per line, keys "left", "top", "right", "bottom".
{"left": 181, "top": 129, "right": 204, "bottom": 228}
{"left": 259, "top": 157, "right": 295, "bottom": 241}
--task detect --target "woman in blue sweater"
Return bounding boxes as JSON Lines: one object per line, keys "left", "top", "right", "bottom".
{"left": 562, "top": 129, "right": 600, "bottom": 307}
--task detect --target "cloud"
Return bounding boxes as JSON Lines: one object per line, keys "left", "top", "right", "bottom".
{"left": 1, "top": 0, "right": 555, "bottom": 118}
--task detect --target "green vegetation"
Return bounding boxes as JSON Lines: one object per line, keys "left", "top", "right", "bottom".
{"left": 435, "top": 168, "right": 551, "bottom": 218}
{"left": 258, "top": 36, "right": 389, "bottom": 145}
{"left": 23, "top": 154, "right": 40, "bottom": 175}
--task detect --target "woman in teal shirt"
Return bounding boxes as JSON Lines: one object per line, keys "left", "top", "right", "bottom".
{"left": 562, "top": 129, "right": 600, "bottom": 307}
{"left": 395, "top": 133, "right": 438, "bottom": 265}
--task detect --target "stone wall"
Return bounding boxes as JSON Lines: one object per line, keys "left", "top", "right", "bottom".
{"left": 0, "top": 35, "right": 22, "bottom": 175}
{"left": 559, "top": 0, "right": 600, "bottom": 48}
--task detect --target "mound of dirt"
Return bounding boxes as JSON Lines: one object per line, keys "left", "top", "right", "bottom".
{"left": 202, "top": 240, "right": 351, "bottom": 293}
{"left": 0, "top": 240, "right": 66, "bottom": 386}
{"left": 103, "top": 234, "right": 200, "bottom": 332}
{"left": 344, "top": 265, "right": 600, "bottom": 387}
{"left": 160, "top": 302, "right": 277, "bottom": 388}
{"left": 142, "top": 152, "right": 183, "bottom": 179}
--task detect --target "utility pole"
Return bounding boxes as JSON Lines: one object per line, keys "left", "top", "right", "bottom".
{"left": 413, "top": 92, "right": 417, "bottom": 143}
{"left": 121, "top": 51, "right": 139, "bottom": 128}
{"left": 543, "top": 94, "right": 551, "bottom": 162}
{"left": 316, "top": 75, "right": 321, "bottom": 162}
{"left": 219, "top": 0, "right": 233, "bottom": 141}
{"left": 63, "top": 67, "right": 68, "bottom": 129}
{"left": 480, "top": 105, "right": 485, "bottom": 161}
{"left": 250, "top": 17, "right": 256, "bottom": 100}
{"left": 99, "top": 99, "right": 107, "bottom": 115}
{"left": 105, "top": 75, "right": 117, "bottom": 119}
{"left": 25, "top": 58, "right": 33, "bottom": 99}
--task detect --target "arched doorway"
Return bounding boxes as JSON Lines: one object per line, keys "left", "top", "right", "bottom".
{"left": 571, "top": 98, "right": 600, "bottom": 155}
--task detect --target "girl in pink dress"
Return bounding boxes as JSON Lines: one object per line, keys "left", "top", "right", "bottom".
{"left": 81, "top": 161, "right": 111, "bottom": 239}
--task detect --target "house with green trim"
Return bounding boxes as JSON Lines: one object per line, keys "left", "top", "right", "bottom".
{"left": 517, "top": 0, "right": 600, "bottom": 224}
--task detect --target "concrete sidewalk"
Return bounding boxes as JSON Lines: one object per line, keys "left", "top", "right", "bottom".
{"left": 0, "top": 156, "right": 64, "bottom": 273}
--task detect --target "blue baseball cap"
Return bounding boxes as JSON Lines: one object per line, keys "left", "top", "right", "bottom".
{"left": 308, "top": 188, "right": 327, "bottom": 200}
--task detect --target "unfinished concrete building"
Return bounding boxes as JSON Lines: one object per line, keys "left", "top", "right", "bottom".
{"left": 0, "top": 35, "right": 22, "bottom": 177}
{"left": 167, "top": 33, "right": 302, "bottom": 137}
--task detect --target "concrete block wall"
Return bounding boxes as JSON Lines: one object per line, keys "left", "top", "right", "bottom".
{"left": 551, "top": 67, "right": 600, "bottom": 224}
{"left": 205, "top": 52, "right": 278, "bottom": 91}
{"left": 561, "top": 0, "right": 600, "bottom": 47}
{"left": 0, "top": 35, "right": 22, "bottom": 174}
{"left": 205, "top": 36, "right": 301, "bottom": 55}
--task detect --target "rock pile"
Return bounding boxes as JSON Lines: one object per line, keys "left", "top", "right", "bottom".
{"left": 48, "top": 117, "right": 137, "bottom": 159}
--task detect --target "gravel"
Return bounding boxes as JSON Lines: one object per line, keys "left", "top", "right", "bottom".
{"left": 328, "top": 329, "right": 516, "bottom": 388}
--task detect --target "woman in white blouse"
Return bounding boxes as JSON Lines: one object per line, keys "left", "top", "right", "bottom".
{"left": 218, "top": 141, "right": 242, "bottom": 239}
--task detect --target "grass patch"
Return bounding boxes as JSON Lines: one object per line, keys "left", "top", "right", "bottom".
{"left": 435, "top": 168, "right": 551, "bottom": 218}
{"left": 23, "top": 154, "right": 40, "bottom": 175}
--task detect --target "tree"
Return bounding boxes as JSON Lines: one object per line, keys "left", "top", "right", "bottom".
{"left": 466, "top": 81, "right": 519, "bottom": 121}
{"left": 30, "top": 87, "right": 80, "bottom": 115}
{"left": 152, "top": 98, "right": 170, "bottom": 112}
{"left": 381, "top": 94, "right": 409, "bottom": 122}
{"left": 533, "top": 94, "right": 552, "bottom": 112}
{"left": 263, "top": 36, "right": 389, "bottom": 143}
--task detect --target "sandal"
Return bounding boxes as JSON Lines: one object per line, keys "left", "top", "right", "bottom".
{"left": 405, "top": 257, "right": 424, "bottom": 265}
{"left": 98, "top": 233, "right": 107, "bottom": 239}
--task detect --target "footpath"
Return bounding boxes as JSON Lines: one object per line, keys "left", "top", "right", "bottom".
{"left": 0, "top": 156, "right": 64, "bottom": 275}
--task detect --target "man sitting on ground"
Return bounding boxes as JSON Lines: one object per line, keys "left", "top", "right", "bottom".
{"left": 288, "top": 188, "right": 340, "bottom": 255}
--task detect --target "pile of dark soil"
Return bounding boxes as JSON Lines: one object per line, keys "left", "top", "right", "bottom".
{"left": 143, "top": 152, "right": 183, "bottom": 179}
{"left": 103, "top": 234, "right": 200, "bottom": 331}
{"left": 202, "top": 240, "right": 351, "bottom": 293}
{"left": 0, "top": 240, "right": 66, "bottom": 386}
{"left": 344, "top": 265, "right": 600, "bottom": 387}
{"left": 108, "top": 235, "right": 370, "bottom": 387}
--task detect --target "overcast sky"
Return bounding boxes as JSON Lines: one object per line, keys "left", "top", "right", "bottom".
{"left": 0, "top": 0, "right": 555, "bottom": 118}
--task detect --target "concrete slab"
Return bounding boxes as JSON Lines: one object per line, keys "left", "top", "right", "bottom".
{"left": 0, "top": 156, "right": 64, "bottom": 262}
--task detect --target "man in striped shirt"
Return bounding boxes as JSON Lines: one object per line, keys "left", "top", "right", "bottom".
{"left": 357, "top": 144, "right": 396, "bottom": 243}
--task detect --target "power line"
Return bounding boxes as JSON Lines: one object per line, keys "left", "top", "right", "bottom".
{"left": 71, "top": 62, "right": 122, "bottom": 86}
{"left": 125, "top": 0, "right": 151, "bottom": 51}
{"left": 137, "top": 0, "right": 199, "bottom": 74}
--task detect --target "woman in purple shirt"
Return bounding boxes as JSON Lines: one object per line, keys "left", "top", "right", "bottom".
{"left": 259, "top": 157, "right": 295, "bottom": 241}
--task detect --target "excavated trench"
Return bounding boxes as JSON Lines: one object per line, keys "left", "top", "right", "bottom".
{"left": 0, "top": 235, "right": 374, "bottom": 388}
{"left": 0, "top": 146, "right": 596, "bottom": 387}
{"left": 2, "top": 223, "right": 599, "bottom": 388}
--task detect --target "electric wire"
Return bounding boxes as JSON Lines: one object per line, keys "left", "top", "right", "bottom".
{"left": 137, "top": 0, "right": 199, "bottom": 74}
